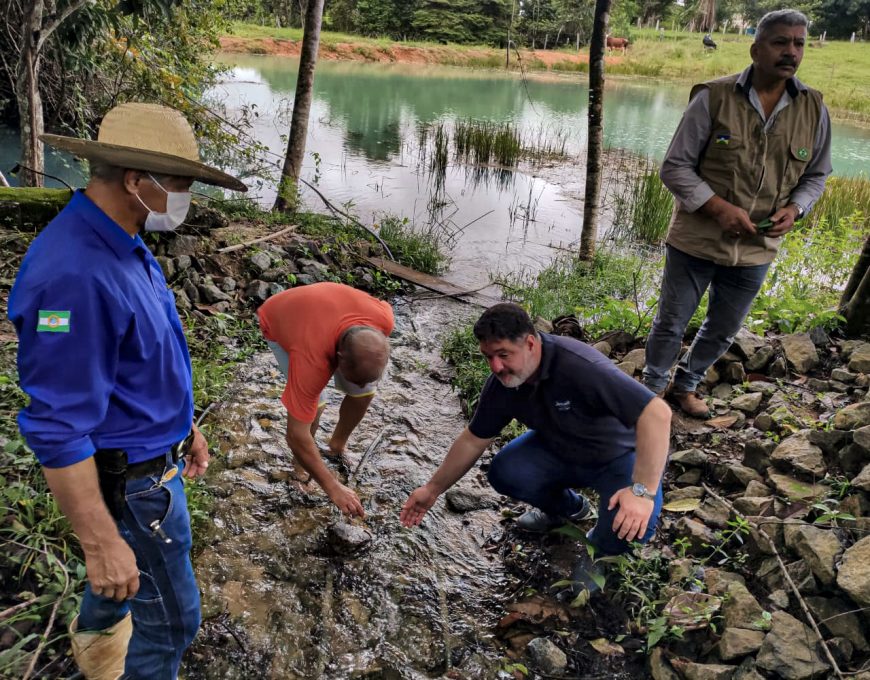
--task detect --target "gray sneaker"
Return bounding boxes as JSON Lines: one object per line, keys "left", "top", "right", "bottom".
{"left": 515, "top": 496, "right": 596, "bottom": 533}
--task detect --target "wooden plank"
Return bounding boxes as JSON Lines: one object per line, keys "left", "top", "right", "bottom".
{"left": 365, "top": 256, "right": 500, "bottom": 307}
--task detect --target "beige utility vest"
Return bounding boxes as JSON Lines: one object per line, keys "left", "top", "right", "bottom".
{"left": 667, "top": 73, "right": 823, "bottom": 267}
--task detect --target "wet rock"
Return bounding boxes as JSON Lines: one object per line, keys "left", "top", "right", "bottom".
{"left": 854, "top": 424, "right": 870, "bottom": 450}
{"left": 756, "top": 611, "right": 830, "bottom": 679}
{"left": 592, "top": 340, "right": 611, "bottom": 357}
{"left": 805, "top": 596, "right": 869, "bottom": 652}
{"left": 199, "top": 283, "right": 232, "bottom": 304}
{"left": 724, "top": 361, "right": 746, "bottom": 383}
{"left": 848, "top": 343, "right": 870, "bottom": 373}
{"left": 767, "top": 471, "right": 825, "bottom": 502}
{"left": 676, "top": 468, "right": 703, "bottom": 484}
{"left": 616, "top": 361, "right": 636, "bottom": 375}
{"left": 675, "top": 661, "right": 737, "bottom": 680}
{"left": 722, "top": 582, "right": 766, "bottom": 631}
{"left": 783, "top": 524, "right": 842, "bottom": 586}
{"left": 744, "top": 480, "right": 771, "bottom": 496}
{"left": 831, "top": 368, "right": 856, "bottom": 384}
{"left": 526, "top": 637, "right": 567, "bottom": 675}
{"left": 769, "top": 356, "right": 788, "bottom": 378}
{"left": 771, "top": 433, "right": 826, "bottom": 477}
{"left": 248, "top": 251, "right": 272, "bottom": 275}
{"left": 745, "top": 346, "right": 775, "bottom": 372}
{"left": 714, "top": 463, "right": 762, "bottom": 488}
{"left": 719, "top": 628, "right": 765, "bottom": 661}
{"left": 623, "top": 348, "right": 646, "bottom": 369}
{"left": 781, "top": 334, "right": 819, "bottom": 374}
{"left": 838, "top": 443, "right": 870, "bottom": 477}
{"left": 675, "top": 517, "right": 718, "bottom": 551}
{"left": 853, "top": 463, "right": 870, "bottom": 491}
{"left": 732, "top": 392, "right": 763, "bottom": 413}
{"left": 733, "top": 496, "right": 774, "bottom": 516}
{"left": 743, "top": 439, "right": 776, "bottom": 472}
{"left": 445, "top": 486, "right": 497, "bottom": 513}
{"left": 665, "top": 486, "right": 705, "bottom": 502}
{"left": 694, "top": 496, "right": 731, "bottom": 529}
{"left": 167, "top": 234, "right": 200, "bottom": 257}
{"left": 712, "top": 383, "right": 734, "bottom": 400}
{"left": 833, "top": 402, "right": 870, "bottom": 430}
{"left": 837, "top": 535, "right": 870, "bottom": 607}
{"left": 671, "top": 448, "right": 709, "bottom": 467}
{"left": 327, "top": 521, "right": 373, "bottom": 556}
{"left": 732, "top": 329, "right": 765, "bottom": 359}
{"left": 174, "top": 254, "right": 192, "bottom": 273}
{"left": 807, "top": 429, "right": 849, "bottom": 456}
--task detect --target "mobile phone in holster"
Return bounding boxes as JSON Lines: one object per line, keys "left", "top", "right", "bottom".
{"left": 93, "top": 448, "right": 128, "bottom": 521}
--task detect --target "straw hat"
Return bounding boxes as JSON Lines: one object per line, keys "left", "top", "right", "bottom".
{"left": 41, "top": 102, "right": 247, "bottom": 192}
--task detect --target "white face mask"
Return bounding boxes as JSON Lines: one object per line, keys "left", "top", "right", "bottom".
{"left": 136, "top": 174, "right": 192, "bottom": 232}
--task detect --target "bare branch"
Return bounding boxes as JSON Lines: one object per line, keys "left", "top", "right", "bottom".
{"left": 36, "top": 0, "right": 90, "bottom": 52}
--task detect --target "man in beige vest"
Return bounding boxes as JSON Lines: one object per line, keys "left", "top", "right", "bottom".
{"left": 643, "top": 9, "right": 832, "bottom": 418}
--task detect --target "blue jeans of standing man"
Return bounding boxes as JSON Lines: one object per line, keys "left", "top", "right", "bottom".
{"left": 77, "top": 455, "right": 201, "bottom": 679}
{"left": 487, "top": 431, "right": 664, "bottom": 555}
{"left": 643, "top": 245, "right": 770, "bottom": 394}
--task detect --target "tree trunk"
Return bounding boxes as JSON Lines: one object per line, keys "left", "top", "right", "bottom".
{"left": 274, "top": 0, "right": 325, "bottom": 212}
{"left": 579, "top": 0, "right": 612, "bottom": 261}
{"left": 840, "top": 234, "right": 870, "bottom": 338}
{"left": 16, "top": 1, "right": 46, "bottom": 188}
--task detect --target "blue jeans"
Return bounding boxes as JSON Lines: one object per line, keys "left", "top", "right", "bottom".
{"left": 487, "top": 431, "right": 663, "bottom": 555}
{"left": 78, "top": 455, "right": 201, "bottom": 680}
{"left": 643, "top": 245, "right": 770, "bottom": 394}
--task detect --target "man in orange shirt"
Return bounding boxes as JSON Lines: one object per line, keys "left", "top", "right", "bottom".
{"left": 258, "top": 282, "right": 394, "bottom": 517}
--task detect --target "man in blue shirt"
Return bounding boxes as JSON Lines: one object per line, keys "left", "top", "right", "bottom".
{"left": 401, "top": 304, "right": 671, "bottom": 591}
{"left": 9, "top": 102, "right": 246, "bottom": 679}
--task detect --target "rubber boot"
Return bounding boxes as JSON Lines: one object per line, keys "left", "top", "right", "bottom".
{"left": 69, "top": 612, "right": 132, "bottom": 680}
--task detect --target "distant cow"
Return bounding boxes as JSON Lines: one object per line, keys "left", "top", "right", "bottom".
{"left": 606, "top": 36, "right": 630, "bottom": 54}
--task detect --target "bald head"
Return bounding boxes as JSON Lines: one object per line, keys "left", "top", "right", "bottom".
{"left": 337, "top": 326, "right": 390, "bottom": 386}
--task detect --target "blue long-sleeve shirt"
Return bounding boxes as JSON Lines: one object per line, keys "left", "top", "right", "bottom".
{"left": 8, "top": 191, "right": 194, "bottom": 468}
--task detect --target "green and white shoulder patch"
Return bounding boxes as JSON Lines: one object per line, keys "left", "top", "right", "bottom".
{"left": 37, "top": 310, "right": 71, "bottom": 333}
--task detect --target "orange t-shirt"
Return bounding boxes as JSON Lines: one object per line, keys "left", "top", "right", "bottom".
{"left": 257, "top": 282, "right": 394, "bottom": 422}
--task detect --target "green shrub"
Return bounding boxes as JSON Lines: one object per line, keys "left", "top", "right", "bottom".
{"left": 377, "top": 215, "right": 449, "bottom": 275}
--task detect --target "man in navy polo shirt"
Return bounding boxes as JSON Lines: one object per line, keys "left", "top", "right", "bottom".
{"left": 401, "top": 304, "right": 671, "bottom": 590}
{"left": 9, "top": 103, "right": 246, "bottom": 679}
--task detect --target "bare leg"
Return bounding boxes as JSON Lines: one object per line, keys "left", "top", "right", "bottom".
{"left": 328, "top": 395, "right": 374, "bottom": 455}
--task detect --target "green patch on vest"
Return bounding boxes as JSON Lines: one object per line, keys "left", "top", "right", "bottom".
{"left": 797, "top": 147, "right": 808, "bottom": 160}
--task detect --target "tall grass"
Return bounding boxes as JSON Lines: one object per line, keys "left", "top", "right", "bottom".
{"left": 377, "top": 214, "right": 449, "bottom": 275}
{"left": 609, "top": 155, "right": 674, "bottom": 245}
{"left": 454, "top": 120, "right": 522, "bottom": 167}
{"left": 809, "top": 176, "right": 870, "bottom": 233}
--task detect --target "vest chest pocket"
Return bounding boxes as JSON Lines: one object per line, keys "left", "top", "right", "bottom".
{"left": 701, "top": 133, "right": 743, "bottom": 201}
{"left": 784, "top": 140, "right": 812, "bottom": 189}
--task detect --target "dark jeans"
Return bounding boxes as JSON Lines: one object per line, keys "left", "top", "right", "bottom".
{"left": 487, "top": 431, "right": 663, "bottom": 555}
{"left": 643, "top": 245, "right": 770, "bottom": 394}
{"left": 78, "top": 455, "right": 200, "bottom": 680}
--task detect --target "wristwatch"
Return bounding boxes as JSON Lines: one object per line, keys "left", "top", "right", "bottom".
{"left": 631, "top": 482, "right": 656, "bottom": 501}
{"left": 791, "top": 202, "right": 806, "bottom": 221}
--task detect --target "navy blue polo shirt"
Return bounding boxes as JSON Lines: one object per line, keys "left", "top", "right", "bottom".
{"left": 469, "top": 333, "right": 655, "bottom": 462}
{"left": 8, "top": 190, "right": 194, "bottom": 468}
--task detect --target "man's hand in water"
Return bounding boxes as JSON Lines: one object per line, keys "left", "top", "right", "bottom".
{"left": 400, "top": 484, "right": 439, "bottom": 527}
{"left": 327, "top": 481, "right": 365, "bottom": 518}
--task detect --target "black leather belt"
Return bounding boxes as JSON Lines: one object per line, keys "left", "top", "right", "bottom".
{"left": 126, "top": 431, "right": 194, "bottom": 480}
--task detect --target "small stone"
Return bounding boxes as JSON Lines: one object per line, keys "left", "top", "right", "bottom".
{"left": 167, "top": 234, "right": 200, "bottom": 257}
{"left": 671, "top": 448, "right": 709, "bottom": 467}
{"left": 156, "top": 255, "right": 175, "bottom": 280}
{"left": 267, "top": 282, "right": 285, "bottom": 297}
{"left": 766, "top": 471, "right": 825, "bottom": 502}
{"left": 748, "top": 518, "right": 785, "bottom": 556}
{"left": 840, "top": 339, "right": 868, "bottom": 360}
{"left": 299, "top": 258, "right": 330, "bottom": 280}
{"left": 327, "top": 521, "right": 373, "bottom": 556}
{"left": 769, "top": 356, "right": 788, "bottom": 378}
{"left": 732, "top": 392, "right": 763, "bottom": 413}
{"left": 677, "top": 661, "right": 738, "bottom": 680}
{"left": 805, "top": 596, "right": 869, "bottom": 652}
{"left": 733, "top": 496, "right": 774, "bottom": 516}
{"left": 675, "top": 516, "right": 718, "bottom": 551}
{"left": 182, "top": 279, "right": 199, "bottom": 303}
{"left": 808, "top": 326, "right": 830, "bottom": 347}
{"left": 852, "top": 463, "right": 870, "bottom": 491}
{"left": 806, "top": 378, "right": 830, "bottom": 392}
{"left": 756, "top": 611, "right": 830, "bottom": 679}
{"left": 733, "top": 657, "right": 766, "bottom": 680}
{"left": 616, "top": 361, "right": 636, "bottom": 375}
{"left": 744, "top": 480, "right": 771, "bottom": 496}
{"left": 732, "top": 328, "right": 766, "bottom": 359}
{"left": 746, "top": 346, "right": 775, "bottom": 372}
{"left": 694, "top": 496, "right": 731, "bottom": 528}
{"left": 705, "top": 365, "right": 721, "bottom": 385}
{"left": 754, "top": 413, "right": 774, "bottom": 432}
{"left": 248, "top": 251, "right": 272, "bottom": 274}
{"left": 445, "top": 486, "right": 497, "bottom": 513}
{"left": 218, "top": 276, "right": 237, "bottom": 292}
{"left": 783, "top": 524, "right": 842, "bottom": 586}
{"left": 676, "top": 468, "right": 703, "bottom": 484}
{"left": 831, "top": 368, "right": 856, "bottom": 384}
{"left": 807, "top": 429, "right": 849, "bottom": 455}
{"left": 719, "top": 628, "right": 765, "bottom": 661}
{"left": 668, "top": 557, "right": 695, "bottom": 582}
{"left": 848, "top": 343, "right": 870, "bottom": 373}
{"left": 198, "top": 283, "right": 232, "bottom": 304}
{"left": 245, "top": 280, "right": 270, "bottom": 304}
{"left": 771, "top": 433, "right": 826, "bottom": 477}
{"left": 853, "top": 424, "right": 870, "bottom": 450}
{"left": 781, "top": 334, "right": 820, "bottom": 374}
{"left": 838, "top": 443, "right": 870, "bottom": 477}
{"left": 649, "top": 647, "right": 680, "bottom": 680}
{"left": 837, "top": 535, "right": 870, "bottom": 607}
{"left": 786, "top": 559, "right": 819, "bottom": 595}
{"left": 665, "top": 486, "right": 705, "bottom": 502}
{"left": 747, "top": 380, "right": 778, "bottom": 396}
{"left": 722, "top": 582, "right": 766, "bottom": 631}
{"left": 827, "top": 637, "right": 854, "bottom": 667}
{"left": 712, "top": 383, "right": 734, "bottom": 399}
{"left": 704, "top": 569, "right": 746, "bottom": 596}
{"left": 743, "top": 439, "right": 776, "bottom": 472}
{"left": 768, "top": 590, "right": 789, "bottom": 610}
{"left": 174, "top": 254, "right": 192, "bottom": 273}
{"left": 714, "top": 463, "right": 762, "bottom": 488}
{"left": 724, "top": 361, "right": 747, "bottom": 383}
{"left": 592, "top": 341, "right": 612, "bottom": 357}
{"left": 624, "top": 348, "right": 646, "bottom": 368}
{"left": 833, "top": 402, "right": 870, "bottom": 430}
{"left": 527, "top": 637, "right": 567, "bottom": 675}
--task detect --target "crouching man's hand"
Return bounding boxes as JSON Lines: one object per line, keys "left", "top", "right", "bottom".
{"left": 608, "top": 488, "right": 654, "bottom": 542}
{"left": 183, "top": 424, "right": 210, "bottom": 479}
{"left": 400, "top": 484, "right": 440, "bottom": 527}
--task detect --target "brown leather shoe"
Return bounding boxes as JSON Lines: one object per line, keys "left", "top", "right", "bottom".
{"left": 669, "top": 390, "right": 710, "bottom": 418}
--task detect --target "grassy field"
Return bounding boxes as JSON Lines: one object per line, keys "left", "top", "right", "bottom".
{"left": 224, "top": 22, "right": 870, "bottom": 122}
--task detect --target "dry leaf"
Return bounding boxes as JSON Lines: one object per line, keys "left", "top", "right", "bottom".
{"left": 708, "top": 415, "right": 739, "bottom": 429}
{"left": 589, "top": 638, "right": 625, "bottom": 656}
{"left": 662, "top": 498, "right": 702, "bottom": 512}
